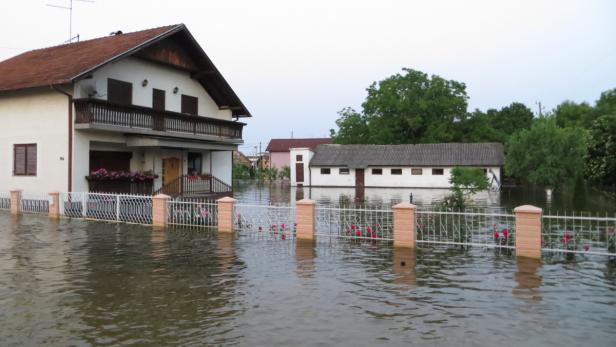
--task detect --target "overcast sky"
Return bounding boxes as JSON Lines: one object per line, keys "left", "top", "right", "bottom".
{"left": 1, "top": 0, "right": 615, "bottom": 153}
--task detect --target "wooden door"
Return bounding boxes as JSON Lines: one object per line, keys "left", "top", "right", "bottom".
{"left": 355, "top": 169, "right": 365, "bottom": 188}
{"left": 163, "top": 158, "right": 181, "bottom": 186}
{"left": 295, "top": 163, "right": 304, "bottom": 184}
{"left": 107, "top": 78, "right": 133, "bottom": 105}
{"left": 153, "top": 89, "right": 166, "bottom": 111}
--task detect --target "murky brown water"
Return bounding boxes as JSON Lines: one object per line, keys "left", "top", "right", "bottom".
{"left": 1, "top": 212, "right": 616, "bottom": 346}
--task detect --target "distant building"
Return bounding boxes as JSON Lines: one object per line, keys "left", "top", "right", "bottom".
{"left": 266, "top": 138, "right": 332, "bottom": 168}
{"left": 290, "top": 143, "right": 504, "bottom": 189}
{"left": 233, "top": 151, "right": 252, "bottom": 167}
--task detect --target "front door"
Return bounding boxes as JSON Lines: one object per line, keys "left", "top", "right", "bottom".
{"left": 295, "top": 163, "right": 304, "bottom": 185}
{"left": 163, "top": 157, "right": 182, "bottom": 186}
{"left": 355, "top": 169, "right": 364, "bottom": 189}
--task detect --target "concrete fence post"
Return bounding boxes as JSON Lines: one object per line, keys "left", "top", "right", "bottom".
{"left": 48, "top": 192, "right": 60, "bottom": 219}
{"left": 152, "top": 194, "right": 170, "bottom": 228}
{"left": 393, "top": 203, "right": 416, "bottom": 248}
{"left": 514, "top": 205, "right": 543, "bottom": 259}
{"left": 217, "top": 197, "right": 236, "bottom": 233}
{"left": 296, "top": 199, "right": 316, "bottom": 240}
{"left": 10, "top": 189, "right": 22, "bottom": 215}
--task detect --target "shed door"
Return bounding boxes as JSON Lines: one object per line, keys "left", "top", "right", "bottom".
{"left": 355, "top": 169, "right": 365, "bottom": 188}
{"left": 295, "top": 163, "right": 304, "bottom": 184}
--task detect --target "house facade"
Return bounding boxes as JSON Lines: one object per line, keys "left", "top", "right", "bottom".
{"left": 0, "top": 24, "right": 250, "bottom": 197}
{"left": 290, "top": 143, "right": 504, "bottom": 189}
{"left": 266, "top": 138, "right": 332, "bottom": 168}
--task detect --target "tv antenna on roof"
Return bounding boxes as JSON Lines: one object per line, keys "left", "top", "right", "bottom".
{"left": 46, "top": 0, "right": 95, "bottom": 43}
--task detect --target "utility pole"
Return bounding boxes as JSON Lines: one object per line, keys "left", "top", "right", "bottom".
{"left": 535, "top": 101, "right": 544, "bottom": 117}
{"left": 259, "top": 142, "right": 262, "bottom": 170}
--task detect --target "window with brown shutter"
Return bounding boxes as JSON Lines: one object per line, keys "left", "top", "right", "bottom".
{"left": 181, "top": 95, "right": 198, "bottom": 115}
{"left": 13, "top": 144, "right": 36, "bottom": 176}
{"left": 153, "top": 89, "right": 165, "bottom": 111}
{"left": 107, "top": 78, "right": 133, "bottom": 105}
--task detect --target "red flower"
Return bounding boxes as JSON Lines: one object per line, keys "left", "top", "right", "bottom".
{"left": 562, "top": 232, "right": 573, "bottom": 244}
{"left": 366, "top": 227, "right": 372, "bottom": 233}
{"left": 351, "top": 225, "right": 356, "bottom": 230}
{"left": 281, "top": 223, "right": 286, "bottom": 230}
{"left": 502, "top": 229, "right": 509, "bottom": 238}
{"left": 355, "top": 230, "right": 362, "bottom": 237}
{"left": 493, "top": 231, "right": 500, "bottom": 239}
{"left": 281, "top": 234, "right": 286, "bottom": 240}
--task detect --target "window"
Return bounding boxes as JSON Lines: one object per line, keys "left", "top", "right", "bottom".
{"left": 107, "top": 78, "right": 133, "bottom": 105}
{"left": 372, "top": 168, "right": 382, "bottom": 175}
{"left": 13, "top": 144, "right": 37, "bottom": 176}
{"left": 187, "top": 152, "right": 202, "bottom": 174}
{"left": 320, "top": 168, "right": 331, "bottom": 175}
{"left": 432, "top": 168, "right": 444, "bottom": 175}
{"left": 153, "top": 89, "right": 165, "bottom": 111}
{"left": 411, "top": 168, "right": 423, "bottom": 175}
{"left": 296, "top": 155, "right": 303, "bottom": 162}
{"left": 391, "top": 168, "right": 402, "bottom": 175}
{"left": 181, "top": 95, "right": 198, "bottom": 115}
{"left": 339, "top": 168, "right": 350, "bottom": 175}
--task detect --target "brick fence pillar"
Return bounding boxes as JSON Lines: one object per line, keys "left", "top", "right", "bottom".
{"left": 10, "top": 189, "right": 22, "bottom": 215}
{"left": 514, "top": 205, "right": 543, "bottom": 259}
{"left": 152, "top": 194, "right": 170, "bottom": 228}
{"left": 217, "top": 197, "right": 236, "bottom": 233}
{"left": 48, "top": 192, "right": 60, "bottom": 219}
{"left": 393, "top": 203, "right": 416, "bottom": 248}
{"left": 296, "top": 199, "right": 316, "bottom": 240}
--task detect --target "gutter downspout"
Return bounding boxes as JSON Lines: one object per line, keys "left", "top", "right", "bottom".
{"left": 51, "top": 85, "right": 73, "bottom": 192}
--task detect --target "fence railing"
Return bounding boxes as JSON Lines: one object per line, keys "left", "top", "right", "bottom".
{"left": 60, "top": 192, "right": 153, "bottom": 224}
{"left": 316, "top": 205, "right": 394, "bottom": 241}
{"left": 168, "top": 200, "right": 218, "bottom": 227}
{"left": 0, "top": 192, "right": 10, "bottom": 210}
{"left": 542, "top": 212, "right": 616, "bottom": 256}
{"left": 234, "top": 203, "right": 296, "bottom": 239}
{"left": 21, "top": 192, "right": 50, "bottom": 214}
{"left": 416, "top": 207, "right": 516, "bottom": 249}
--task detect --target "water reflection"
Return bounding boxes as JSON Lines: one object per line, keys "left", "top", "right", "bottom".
{"left": 392, "top": 247, "right": 417, "bottom": 288}
{"left": 513, "top": 258, "right": 543, "bottom": 302}
{"left": 295, "top": 239, "right": 316, "bottom": 279}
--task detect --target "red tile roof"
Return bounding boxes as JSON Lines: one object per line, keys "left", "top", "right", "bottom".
{"left": 0, "top": 25, "right": 179, "bottom": 92}
{"left": 266, "top": 138, "right": 333, "bottom": 152}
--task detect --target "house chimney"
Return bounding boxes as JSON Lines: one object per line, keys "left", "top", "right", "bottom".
{"left": 110, "top": 30, "right": 123, "bottom": 36}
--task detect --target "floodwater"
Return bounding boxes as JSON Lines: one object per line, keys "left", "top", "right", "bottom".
{"left": 233, "top": 180, "right": 616, "bottom": 213}
{"left": 1, "top": 212, "right": 616, "bottom": 346}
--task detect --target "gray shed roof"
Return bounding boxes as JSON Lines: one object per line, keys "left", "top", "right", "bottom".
{"left": 309, "top": 143, "right": 504, "bottom": 168}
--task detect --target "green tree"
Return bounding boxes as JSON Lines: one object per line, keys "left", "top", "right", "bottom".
{"left": 442, "top": 167, "right": 489, "bottom": 209}
{"left": 553, "top": 100, "right": 595, "bottom": 129}
{"left": 489, "top": 102, "right": 534, "bottom": 142}
{"left": 585, "top": 114, "right": 616, "bottom": 186}
{"left": 505, "top": 118, "right": 587, "bottom": 187}
{"left": 331, "top": 68, "right": 468, "bottom": 144}
{"left": 280, "top": 166, "right": 291, "bottom": 179}
{"left": 595, "top": 88, "right": 616, "bottom": 116}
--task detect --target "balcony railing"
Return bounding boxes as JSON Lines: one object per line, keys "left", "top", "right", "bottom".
{"left": 74, "top": 98, "right": 244, "bottom": 140}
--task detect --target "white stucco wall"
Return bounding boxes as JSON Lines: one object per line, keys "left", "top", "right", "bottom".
{"left": 0, "top": 90, "right": 69, "bottom": 193}
{"left": 211, "top": 151, "right": 233, "bottom": 186}
{"left": 289, "top": 148, "right": 313, "bottom": 186}
{"left": 74, "top": 57, "right": 232, "bottom": 120}
{"left": 310, "top": 167, "right": 356, "bottom": 187}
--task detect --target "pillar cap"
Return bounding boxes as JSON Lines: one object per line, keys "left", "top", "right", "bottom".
{"left": 393, "top": 202, "right": 416, "bottom": 210}
{"left": 217, "top": 196, "right": 236, "bottom": 203}
{"left": 153, "top": 194, "right": 171, "bottom": 199}
{"left": 514, "top": 205, "right": 543, "bottom": 214}
{"left": 49, "top": 191, "right": 60, "bottom": 195}
{"left": 10, "top": 189, "right": 23, "bottom": 193}
{"left": 296, "top": 199, "right": 316, "bottom": 205}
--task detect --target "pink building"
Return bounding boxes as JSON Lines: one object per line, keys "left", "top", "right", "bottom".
{"left": 266, "top": 138, "right": 332, "bottom": 168}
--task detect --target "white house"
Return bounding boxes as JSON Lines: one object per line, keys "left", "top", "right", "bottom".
{"left": 290, "top": 143, "right": 504, "bottom": 189}
{"left": 0, "top": 24, "right": 251, "bottom": 197}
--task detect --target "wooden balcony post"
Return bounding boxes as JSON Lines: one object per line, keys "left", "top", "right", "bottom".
{"left": 393, "top": 203, "right": 416, "bottom": 248}
{"left": 48, "top": 192, "right": 60, "bottom": 219}
{"left": 10, "top": 189, "right": 22, "bottom": 215}
{"left": 514, "top": 205, "right": 543, "bottom": 259}
{"left": 296, "top": 199, "right": 316, "bottom": 240}
{"left": 217, "top": 197, "right": 236, "bottom": 233}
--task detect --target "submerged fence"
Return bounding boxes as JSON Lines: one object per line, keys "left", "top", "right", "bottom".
{"left": 2, "top": 189, "right": 616, "bottom": 259}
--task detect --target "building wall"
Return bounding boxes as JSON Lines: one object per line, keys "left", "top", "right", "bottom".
{"left": 0, "top": 89, "right": 69, "bottom": 193}
{"left": 211, "top": 151, "right": 233, "bottom": 186}
{"left": 305, "top": 166, "right": 501, "bottom": 189}
{"left": 269, "top": 151, "right": 289, "bottom": 168}
{"left": 74, "top": 57, "right": 233, "bottom": 120}
{"left": 289, "top": 148, "right": 313, "bottom": 186}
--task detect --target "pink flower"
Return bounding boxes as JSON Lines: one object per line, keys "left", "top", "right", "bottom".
{"left": 281, "top": 223, "right": 286, "bottom": 229}
{"left": 502, "top": 229, "right": 509, "bottom": 238}
{"left": 351, "top": 225, "right": 356, "bottom": 230}
{"left": 281, "top": 234, "right": 286, "bottom": 240}
{"left": 355, "top": 230, "right": 362, "bottom": 237}
{"left": 366, "top": 227, "right": 372, "bottom": 233}
{"left": 562, "top": 232, "right": 572, "bottom": 244}
{"left": 583, "top": 244, "right": 590, "bottom": 251}
{"left": 493, "top": 231, "right": 500, "bottom": 239}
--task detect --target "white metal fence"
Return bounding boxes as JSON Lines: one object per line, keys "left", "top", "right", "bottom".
{"left": 315, "top": 205, "right": 394, "bottom": 240}
{"left": 416, "top": 207, "right": 516, "bottom": 249}
{"left": 60, "top": 192, "right": 153, "bottom": 224}
{"left": 168, "top": 200, "right": 217, "bottom": 227}
{"left": 234, "top": 203, "right": 296, "bottom": 239}
{"left": 0, "top": 192, "right": 10, "bottom": 210}
{"left": 20, "top": 192, "right": 51, "bottom": 214}
{"left": 542, "top": 212, "right": 616, "bottom": 256}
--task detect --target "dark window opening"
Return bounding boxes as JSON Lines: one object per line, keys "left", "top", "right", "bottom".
{"left": 188, "top": 152, "right": 202, "bottom": 175}
{"left": 411, "top": 168, "right": 423, "bottom": 175}
{"left": 296, "top": 154, "right": 303, "bottom": 162}
{"left": 432, "top": 168, "right": 444, "bottom": 175}
{"left": 339, "top": 168, "right": 350, "bottom": 175}
{"left": 13, "top": 144, "right": 37, "bottom": 176}
{"left": 107, "top": 78, "right": 133, "bottom": 105}
{"left": 181, "top": 94, "right": 198, "bottom": 115}
{"left": 391, "top": 168, "right": 402, "bottom": 175}
{"left": 89, "top": 151, "right": 132, "bottom": 172}
{"left": 372, "top": 168, "right": 383, "bottom": 175}
{"left": 320, "top": 168, "right": 331, "bottom": 175}
{"left": 153, "top": 88, "right": 166, "bottom": 111}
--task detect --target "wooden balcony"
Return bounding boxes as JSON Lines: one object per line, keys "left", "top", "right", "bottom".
{"left": 74, "top": 98, "right": 244, "bottom": 141}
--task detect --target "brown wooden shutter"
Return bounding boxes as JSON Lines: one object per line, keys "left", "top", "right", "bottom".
{"left": 13, "top": 145, "right": 26, "bottom": 175}
{"left": 108, "top": 78, "right": 133, "bottom": 105}
{"left": 26, "top": 144, "right": 37, "bottom": 175}
{"left": 153, "top": 89, "right": 165, "bottom": 111}
{"left": 181, "top": 95, "right": 198, "bottom": 115}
